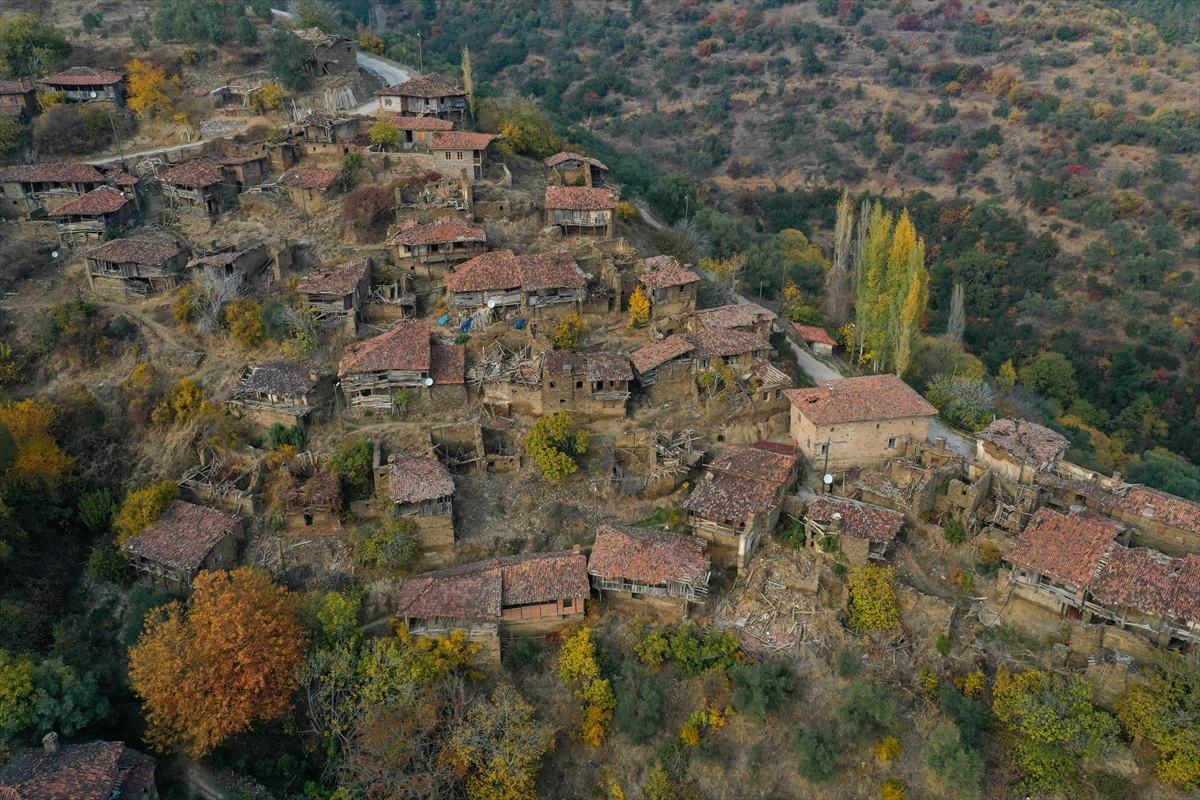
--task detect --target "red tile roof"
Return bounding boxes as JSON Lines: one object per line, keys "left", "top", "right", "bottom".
{"left": 377, "top": 73, "right": 465, "bottom": 98}
{"left": 545, "top": 185, "right": 619, "bottom": 211}
{"left": 630, "top": 335, "right": 694, "bottom": 374}
{"left": 805, "top": 497, "right": 904, "bottom": 544}
{"left": 121, "top": 500, "right": 240, "bottom": 572}
{"left": 1004, "top": 509, "right": 1121, "bottom": 591}
{"left": 545, "top": 151, "right": 609, "bottom": 170}
{"left": 388, "top": 455, "right": 454, "bottom": 504}
{"left": 41, "top": 66, "right": 124, "bottom": 86}
{"left": 589, "top": 524, "right": 710, "bottom": 587}
{"left": 685, "top": 328, "right": 771, "bottom": 360}
{"left": 296, "top": 258, "right": 369, "bottom": 296}
{"left": 397, "top": 550, "right": 589, "bottom": 620}
{"left": 639, "top": 257, "right": 702, "bottom": 289}
{"left": 785, "top": 375, "right": 937, "bottom": 425}
{"left": 0, "top": 79, "right": 35, "bottom": 94}
{"left": 383, "top": 115, "right": 454, "bottom": 131}
{"left": 708, "top": 444, "right": 801, "bottom": 486}
{"left": 1114, "top": 487, "right": 1200, "bottom": 536}
{"left": 48, "top": 186, "right": 132, "bottom": 217}
{"left": 977, "top": 419, "right": 1070, "bottom": 466}
{"left": 282, "top": 168, "right": 338, "bottom": 190}
{"left": 338, "top": 321, "right": 430, "bottom": 376}
{"left": 696, "top": 303, "right": 777, "bottom": 330}
{"left": 586, "top": 353, "right": 633, "bottom": 382}
{"left": 85, "top": 238, "right": 183, "bottom": 265}
{"left": 1172, "top": 555, "right": 1200, "bottom": 620}
{"left": 683, "top": 471, "right": 783, "bottom": 523}
{"left": 1088, "top": 546, "right": 1180, "bottom": 616}
{"left": 793, "top": 323, "right": 838, "bottom": 347}
{"left": 160, "top": 158, "right": 225, "bottom": 188}
{"left": 0, "top": 163, "right": 104, "bottom": 184}
{"left": 431, "top": 131, "right": 496, "bottom": 150}
{"left": 0, "top": 741, "right": 154, "bottom": 800}
{"left": 445, "top": 250, "right": 584, "bottom": 292}
{"left": 518, "top": 252, "right": 585, "bottom": 291}
{"left": 386, "top": 216, "right": 485, "bottom": 246}
{"left": 430, "top": 344, "right": 465, "bottom": 385}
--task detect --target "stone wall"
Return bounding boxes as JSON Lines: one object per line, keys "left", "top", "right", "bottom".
{"left": 415, "top": 512, "right": 455, "bottom": 550}
{"left": 793, "top": 409, "right": 932, "bottom": 470}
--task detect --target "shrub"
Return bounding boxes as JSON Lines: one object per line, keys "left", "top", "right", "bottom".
{"left": 728, "top": 661, "right": 795, "bottom": 718}
{"left": 881, "top": 778, "right": 906, "bottom": 800}
{"left": 837, "top": 681, "right": 897, "bottom": 745}
{"left": 793, "top": 724, "right": 840, "bottom": 783}
{"left": 525, "top": 411, "right": 589, "bottom": 481}
{"left": 342, "top": 186, "right": 393, "bottom": 239}
{"left": 924, "top": 721, "right": 983, "bottom": 798}
{"left": 267, "top": 423, "right": 308, "bottom": 451}
{"left": 936, "top": 634, "right": 952, "bottom": 656}
{"left": 79, "top": 490, "right": 118, "bottom": 533}
{"left": 931, "top": 98, "right": 957, "bottom": 123}
{"left": 352, "top": 517, "right": 420, "bottom": 569}
{"left": 87, "top": 546, "right": 133, "bottom": 586}
{"left": 940, "top": 684, "right": 986, "bottom": 749}
{"left": 835, "top": 648, "right": 860, "bottom": 678}
{"left": 613, "top": 662, "right": 662, "bottom": 744}
{"left": 955, "top": 20, "right": 998, "bottom": 55}
{"left": 669, "top": 623, "right": 741, "bottom": 677}
{"left": 616, "top": 201, "right": 639, "bottom": 221}
{"left": 875, "top": 736, "right": 902, "bottom": 762}
{"left": 846, "top": 563, "right": 901, "bottom": 632}
{"left": 943, "top": 519, "right": 965, "bottom": 544}
{"left": 330, "top": 437, "right": 372, "bottom": 503}
{"left": 225, "top": 299, "right": 264, "bottom": 348}
{"left": 502, "top": 637, "right": 541, "bottom": 672}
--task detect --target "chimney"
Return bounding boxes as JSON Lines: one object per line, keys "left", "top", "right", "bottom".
{"left": 1112, "top": 472, "right": 1121, "bottom": 483}
{"left": 372, "top": 439, "right": 383, "bottom": 469}
{"left": 42, "top": 732, "right": 59, "bottom": 754}
{"left": 572, "top": 544, "right": 581, "bottom": 554}
{"left": 829, "top": 512, "right": 842, "bottom": 534}
{"left": 310, "top": 369, "right": 320, "bottom": 383}
{"left": 704, "top": 471, "right": 714, "bottom": 483}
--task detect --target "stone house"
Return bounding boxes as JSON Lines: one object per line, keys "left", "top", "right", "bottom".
{"left": 1109, "top": 487, "right": 1200, "bottom": 557}
{"left": 1003, "top": 508, "right": 1125, "bottom": 614}
{"left": 376, "top": 74, "right": 468, "bottom": 121}
{"left": 683, "top": 444, "right": 802, "bottom": 572}
{"left": 296, "top": 258, "right": 372, "bottom": 319}
{"left": 431, "top": 132, "right": 496, "bottom": 181}
{"left": 1085, "top": 546, "right": 1200, "bottom": 646}
{"left": 540, "top": 351, "right": 633, "bottom": 419}
{"left": 293, "top": 28, "right": 358, "bottom": 76}
{"left": 804, "top": 496, "right": 905, "bottom": 564}
{"left": 39, "top": 66, "right": 125, "bottom": 105}
{"left": 85, "top": 238, "right": 189, "bottom": 296}
{"left": 639, "top": 256, "right": 701, "bottom": 325}
{"left": 687, "top": 328, "right": 774, "bottom": 372}
{"left": 396, "top": 549, "right": 590, "bottom": 661}
{"left": 227, "top": 362, "right": 333, "bottom": 427}
{"left": 383, "top": 115, "right": 454, "bottom": 149}
{"left": 187, "top": 242, "right": 271, "bottom": 282}
{"left": 975, "top": 418, "right": 1070, "bottom": 486}
{"left": 159, "top": 159, "right": 235, "bottom": 217}
{"left": 0, "top": 737, "right": 157, "bottom": 800}
{"left": 294, "top": 111, "right": 360, "bottom": 146}
{"left": 49, "top": 187, "right": 136, "bottom": 247}
{"left": 0, "top": 78, "right": 37, "bottom": 121}
{"left": 272, "top": 454, "right": 341, "bottom": 530}
{"left": 0, "top": 163, "right": 106, "bottom": 217}
{"left": 338, "top": 321, "right": 465, "bottom": 413}
{"left": 393, "top": 172, "right": 472, "bottom": 221}
{"left": 792, "top": 324, "right": 837, "bottom": 356}
{"left": 445, "top": 250, "right": 587, "bottom": 317}
{"left": 785, "top": 375, "right": 938, "bottom": 472}
{"left": 630, "top": 335, "right": 697, "bottom": 404}
{"left": 280, "top": 168, "right": 338, "bottom": 214}
{"left": 692, "top": 302, "right": 777, "bottom": 339}
{"left": 121, "top": 500, "right": 243, "bottom": 594}
{"left": 386, "top": 454, "right": 456, "bottom": 549}
{"left": 544, "top": 186, "right": 619, "bottom": 238}
{"left": 588, "top": 524, "right": 710, "bottom": 616}
{"left": 218, "top": 153, "right": 271, "bottom": 191}
{"left": 386, "top": 216, "right": 486, "bottom": 268}
{"left": 545, "top": 151, "right": 609, "bottom": 187}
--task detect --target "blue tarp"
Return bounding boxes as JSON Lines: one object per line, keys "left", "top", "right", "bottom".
{"left": 460, "top": 318, "right": 472, "bottom": 332}
{"left": 437, "top": 313, "right": 450, "bottom": 326}
{"left": 515, "top": 319, "right": 527, "bottom": 330}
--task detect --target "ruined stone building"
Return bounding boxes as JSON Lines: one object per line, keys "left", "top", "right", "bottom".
{"left": 432, "top": 132, "right": 496, "bottom": 181}
{"left": 218, "top": 153, "right": 271, "bottom": 191}
{"left": 0, "top": 163, "right": 106, "bottom": 217}
{"left": 187, "top": 242, "right": 271, "bottom": 282}
{"left": 545, "top": 151, "right": 609, "bottom": 187}
{"left": 292, "top": 28, "right": 357, "bottom": 76}
{"left": 272, "top": 454, "right": 341, "bottom": 530}
{"left": 0, "top": 78, "right": 37, "bottom": 121}
{"left": 280, "top": 168, "right": 338, "bottom": 214}
{"left": 687, "top": 328, "right": 774, "bottom": 371}
{"left": 376, "top": 74, "right": 469, "bottom": 121}
{"left": 975, "top": 418, "right": 1070, "bottom": 486}
{"left": 39, "top": 66, "right": 125, "bottom": 105}
{"left": 540, "top": 351, "right": 633, "bottom": 419}
{"left": 227, "top": 362, "right": 333, "bottom": 427}
{"left": 0, "top": 738, "right": 157, "bottom": 800}
{"left": 692, "top": 302, "right": 777, "bottom": 340}
{"left": 338, "top": 321, "right": 465, "bottom": 412}
{"left": 639, "top": 256, "right": 701, "bottom": 327}
{"left": 159, "top": 159, "right": 235, "bottom": 217}
{"left": 121, "top": 500, "right": 243, "bottom": 594}
{"left": 296, "top": 257, "right": 371, "bottom": 319}
{"left": 804, "top": 496, "right": 905, "bottom": 564}
{"left": 383, "top": 115, "right": 453, "bottom": 149}
{"left": 385, "top": 454, "right": 456, "bottom": 549}
{"left": 544, "top": 186, "right": 619, "bottom": 239}
{"left": 49, "top": 187, "right": 136, "bottom": 247}
{"left": 84, "top": 238, "right": 189, "bottom": 296}
{"left": 630, "top": 336, "right": 698, "bottom": 405}
{"left": 588, "top": 525, "right": 710, "bottom": 616}
{"left": 387, "top": 216, "right": 486, "bottom": 268}
{"left": 445, "top": 250, "right": 587, "bottom": 317}
{"left": 1003, "top": 509, "right": 1125, "bottom": 614}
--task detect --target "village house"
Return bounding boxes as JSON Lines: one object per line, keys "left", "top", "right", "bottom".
{"left": 0, "top": 78, "right": 37, "bottom": 121}
{"left": 294, "top": 111, "right": 360, "bottom": 146}
{"left": 785, "top": 375, "right": 939, "bottom": 472}
{"left": 793, "top": 324, "right": 838, "bottom": 356}
{"left": 0, "top": 163, "right": 106, "bottom": 217}
{"left": 687, "top": 328, "right": 774, "bottom": 372}
{"left": 544, "top": 186, "right": 619, "bottom": 239}
{"left": 396, "top": 549, "right": 590, "bottom": 661}
{"left": 187, "top": 242, "right": 271, "bottom": 282}
{"left": 218, "top": 153, "right": 271, "bottom": 191}
{"left": 159, "top": 159, "right": 234, "bottom": 217}
{"left": 337, "top": 321, "right": 465, "bottom": 412}
{"left": 0, "top": 736, "right": 157, "bottom": 800}
{"left": 39, "top": 66, "right": 125, "bottom": 105}
{"left": 280, "top": 168, "right": 338, "bottom": 214}
{"left": 383, "top": 115, "right": 453, "bottom": 149}
{"left": 48, "top": 187, "right": 136, "bottom": 247}
{"left": 393, "top": 172, "right": 472, "bottom": 219}
{"left": 975, "top": 418, "right": 1070, "bottom": 486}
{"left": 296, "top": 258, "right": 372, "bottom": 319}
{"left": 445, "top": 250, "right": 587, "bottom": 317}
{"left": 1084, "top": 546, "right": 1200, "bottom": 646}
{"left": 121, "top": 500, "right": 243, "bottom": 594}
{"left": 84, "top": 238, "right": 189, "bottom": 296}
{"left": 545, "top": 151, "right": 609, "bottom": 187}
{"left": 227, "top": 362, "right": 333, "bottom": 427}
{"left": 804, "top": 496, "right": 905, "bottom": 564}
{"left": 683, "top": 444, "right": 802, "bottom": 572}
{"left": 693, "top": 302, "right": 777, "bottom": 339}
{"left": 588, "top": 524, "right": 710, "bottom": 616}
{"left": 386, "top": 216, "right": 486, "bottom": 268}
{"left": 386, "top": 454, "right": 456, "bottom": 549}
{"left": 271, "top": 454, "right": 341, "bottom": 530}
{"left": 376, "top": 74, "right": 468, "bottom": 121}
{"left": 639, "top": 256, "right": 701, "bottom": 325}
{"left": 630, "top": 335, "right": 697, "bottom": 404}
{"left": 1003, "top": 508, "right": 1125, "bottom": 614}
{"left": 293, "top": 28, "right": 357, "bottom": 76}
{"left": 1110, "top": 486, "right": 1200, "bottom": 558}
{"left": 540, "top": 350, "right": 633, "bottom": 419}
{"left": 431, "top": 132, "right": 496, "bottom": 181}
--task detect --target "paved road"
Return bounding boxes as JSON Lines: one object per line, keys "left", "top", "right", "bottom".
{"left": 88, "top": 139, "right": 212, "bottom": 167}
{"left": 351, "top": 53, "right": 412, "bottom": 115}
{"left": 778, "top": 331, "right": 842, "bottom": 383}
{"left": 928, "top": 419, "right": 978, "bottom": 458}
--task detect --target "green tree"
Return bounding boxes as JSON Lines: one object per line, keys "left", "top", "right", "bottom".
{"left": 525, "top": 411, "right": 589, "bottom": 481}
{"left": 924, "top": 721, "right": 983, "bottom": 799}
{"left": 0, "top": 15, "right": 70, "bottom": 77}
{"left": 613, "top": 662, "right": 662, "bottom": 745}
{"left": 1125, "top": 448, "right": 1200, "bottom": 502}
{"left": 30, "top": 658, "right": 110, "bottom": 737}
{"left": 646, "top": 173, "right": 696, "bottom": 225}
{"left": 856, "top": 202, "right": 894, "bottom": 366}
{"left": 1018, "top": 352, "right": 1078, "bottom": 407}
{"left": 1116, "top": 652, "right": 1200, "bottom": 790}
{"left": 448, "top": 685, "right": 555, "bottom": 800}
{"left": 267, "top": 423, "right": 308, "bottom": 451}
{"left": 792, "top": 724, "right": 841, "bottom": 783}
{"left": 0, "top": 649, "right": 37, "bottom": 739}
{"left": 330, "top": 437, "right": 373, "bottom": 503}
{"left": 837, "top": 680, "right": 897, "bottom": 744}
{"left": 352, "top": 517, "right": 420, "bottom": 570}
{"left": 267, "top": 27, "right": 311, "bottom": 91}
{"left": 728, "top": 661, "right": 795, "bottom": 719}
{"left": 78, "top": 489, "right": 118, "bottom": 532}
{"left": 0, "top": 118, "right": 22, "bottom": 156}
{"left": 154, "top": 0, "right": 225, "bottom": 44}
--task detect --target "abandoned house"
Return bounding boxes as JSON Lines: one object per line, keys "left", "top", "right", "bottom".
{"left": 187, "top": 242, "right": 271, "bottom": 282}
{"left": 218, "top": 153, "right": 271, "bottom": 191}
{"left": 785, "top": 375, "right": 939, "bottom": 472}
{"left": 445, "top": 250, "right": 587, "bottom": 316}
{"left": 39, "top": 66, "right": 125, "bottom": 105}
{"left": 280, "top": 168, "right": 338, "bottom": 214}
{"left": 431, "top": 131, "right": 497, "bottom": 181}
{"left": 792, "top": 324, "right": 838, "bottom": 356}
{"left": 1003, "top": 508, "right": 1125, "bottom": 614}
{"left": 271, "top": 454, "right": 342, "bottom": 530}
{"left": 1110, "top": 486, "right": 1200, "bottom": 558}
{"left": 630, "top": 335, "right": 697, "bottom": 404}
{"left": 294, "top": 111, "right": 360, "bottom": 146}
{"left": 639, "top": 256, "right": 702, "bottom": 324}
{"left": 588, "top": 524, "right": 710, "bottom": 615}
{"left": 544, "top": 186, "right": 619, "bottom": 239}
{"left": 121, "top": 500, "right": 243, "bottom": 594}
{"left": 386, "top": 454, "right": 456, "bottom": 549}
{"left": 295, "top": 257, "right": 372, "bottom": 318}
{"left": 0, "top": 163, "right": 106, "bottom": 216}
{"left": 1084, "top": 546, "right": 1200, "bottom": 646}
{"left": 693, "top": 302, "right": 777, "bottom": 339}
{"left": 683, "top": 444, "right": 802, "bottom": 572}
{"left": 387, "top": 216, "right": 486, "bottom": 267}
{"left": 0, "top": 78, "right": 37, "bottom": 121}
{"left": 394, "top": 172, "right": 472, "bottom": 218}
{"left": 338, "top": 321, "right": 466, "bottom": 412}
{"left": 376, "top": 73, "right": 468, "bottom": 121}
{"left": 227, "top": 362, "right": 333, "bottom": 427}
{"left": 383, "top": 115, "right": 453, "bottom": 149}
{"left": 159, "top": 159, "right": 235, "bottom": 217}
{"left": 48, "top": 187, "right": 136, "bottom": 247}
{"left": 395, "top": 549, "right": 590, "bottom": 660}
{"left": 540, "top": 351, "right": 634, "bottom": 419}
{"left": 545, "top": 151, "right": 609, "bottom": 188}
{"left": 975, "top": 418, "right": 1070, "bottom": 485}
{"left": 804, "top": 496, "right": 905, "bottom": 564}
{"left": 0, "top": 737, "right": 157, "bottom": 800}
{"left": 686, "top": 328, "right": 774, "bottom": 371}
{"left": 293, "top": 28, "right": 358, "bottom": 76}
{"left": 84, "top": 238, "right": 189, "bottom": 296}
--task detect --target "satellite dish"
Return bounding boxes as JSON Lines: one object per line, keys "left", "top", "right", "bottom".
{"left": 90, "top": 91, "right": 98, "bottom": 98}
{"left": 51, "top": 251, "right": 59, "bottom": 258}
{"left": 487, "top": 299, "right": 496, "bottom": 309}
{"left": 823, "top": 473, "right": 834, "bottom": 485}
{"left": 424, "top": 377, "right": 434, "bottom": 387}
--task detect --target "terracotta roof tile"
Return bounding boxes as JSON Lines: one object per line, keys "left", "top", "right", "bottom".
{"left": 296, "top": 258, "right": 369, "bottom": 296}
{"left": 160, "top": 158, "right": 225, "bottom": 188}
{"left": 377, "top": 73, "right": 465, "bottom": 98}
{"left": 545, "top": 186, "right": 619, "bottom": 211}
{"left": 41, "top": 66, "right": 123, "bottom": 86}
{"left": 1004, "top": 509, "right": 1121, "bottom": 591}
{"left": 1172, "top": 555, "right": 1200, "bottom": 620}
{"left": 121, "top": 500, "right": 240, "bottom": 572}
{"left": 241, "top": 362, "right": 321, "bottom": 396}
{"left": 630, "top": 335, "right": 693, "bottom": 374}
{"left": 589, "top": 524, "right": 710, "bottom": 587}
{"left": 639, "top": 257, "right": 702, "bottom": 289}
{"left": 85, "top": 238, "right": 183, "bottom": 265}
{"left": 545, "top": 151, "right": 609, "bottom": 170}
{"left": 1089, "top": 546, "right": 1180, "bottom": 616}
{"left": 708, "top": 444, "right": 800, "bottom": 486}
{"left": 430, "top": 344, "right": 465, "bottom": 385}
{"left": 48, "top": 186, "right": 132, "bottom": 217}
{"left": 397, "top": 551, "right": 589, "bottom": 620}
{"left": 339, "top": 321, "right": 430, "bottom": 376}
{"left": 388, "top": 455, "right": 454, "bottom": 504}
{"left": 446, "top": 250, "right": 583, "bottom": 292}
{"left": 683, "top": 472, "right": 782, "bottom": 523}
{"left": 517, "top": 252, "right": 585, "bottom": 291}
{"left": 785, "top": 375, "right": 937, "bottom": 425}
{"left": 792, "top": 323, "right": 838, "bottom": 346}
{"left": 386, "top": 216, "right": 484, "bottom": 246}
{"left": 0, "top": 163, "right": 104, "bottom": 184}
{"left": 805, "top": 497, "right": 904, "bottom": 544}
{"left": 696, "top": 303, "right": 777, "bottom": 330}
{"left": 685, "top": 328, "right": 771, "bottom": 360}
{"left": 0, "top": 742, "right": 154, "bottom": 800}
{"left": 382, "top": 115, "right": 454, "bottom": 131}
{"left": 281, "top": 168, "right": 337, "bottom": 190}
{"left": 977, "top": 419, "right": 1070, "bottom": 466}
{"left": 586, "top": 353, "right": 633, "bottom": 382}
{"left": 543, "top": 350, "right": 582, "bottom": 375}
{"left": 1114, "top": 487, "right": 1200, "bottom": 536}
{"left": 431, "top": 131, "right": 496, "bottom": 150}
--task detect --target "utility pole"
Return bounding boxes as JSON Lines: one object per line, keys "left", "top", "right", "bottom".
{"left": 417, "top": 31, "right": 423, "bottom": 73}
{"left": 106, "top": 106, "right": 142, "bottom": 216}
{"left": 822, "top": 438, "right": 832, "bottom": 492}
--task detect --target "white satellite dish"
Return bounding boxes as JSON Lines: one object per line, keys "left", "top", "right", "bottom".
{"left": 424, "top": 377, "right": 434, "bottom": 386}
{"left": 90, "top": 91, "right": 98, "bottom": 98}
{"left": 51, "top": 251, "right": 59, "bottom": 258}
{"left": 823, "top": 473, "right": 834, "bottom": 485}
{"left": 487, "top": 299, "right": 496, "bottom": 309}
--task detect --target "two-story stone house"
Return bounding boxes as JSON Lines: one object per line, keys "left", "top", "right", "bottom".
{"left": 544, "top": 186, "right": 619, "bottom": 238}
{"left": 375, "top": 74, "right": 468, "bottom": 122}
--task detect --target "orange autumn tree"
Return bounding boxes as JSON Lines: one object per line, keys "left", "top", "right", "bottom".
{"left": 129, "top": 567, "right": 309, "bottom": 757}
{"left": 0, "top": 400, "right": 75, "bottom": 490}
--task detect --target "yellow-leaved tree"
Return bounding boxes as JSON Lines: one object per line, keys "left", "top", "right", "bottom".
{"left": 0, "top": 401, "right": 74, "bottom": 491}
{"left": 126, "top": 59, "right": 182, "bottom": 118}
{"left": 1115, "top": 653, "right": 1200, "bottom": 790}
{"left": 448, "top": 685, "right": 555, "bottom": 800}
{"left": 846, "top": 563, "right": 901, "bottom": 633}
{"left": 113, "top": 480, "right": 178, "bottom": 544}
{"left": 628, "top": 285, "right": 651, "bottom": 327}
{"left": 558, "top": 627, "right": 616, "bottom": 746}
{"left": 524, "top": 411, "right": 588, "bottom": 481}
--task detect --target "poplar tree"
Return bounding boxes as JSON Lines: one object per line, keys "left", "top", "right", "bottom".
{"left": 947, "top": 283, "right": 965, "bottom": 344}
{"left": 859, "top": 203, "right": 893, "bottom": 370}
{"left": 882, "top": 210, "right": 917, "bottom": 373}
{"left": 825, "top": 189, "right": 853, "bottom": 327}
{"left": 461, "top": 46, "right": 475, "bottom": 119}
{"left": 895, "top": 236, "right": 928, "bottom": 377}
